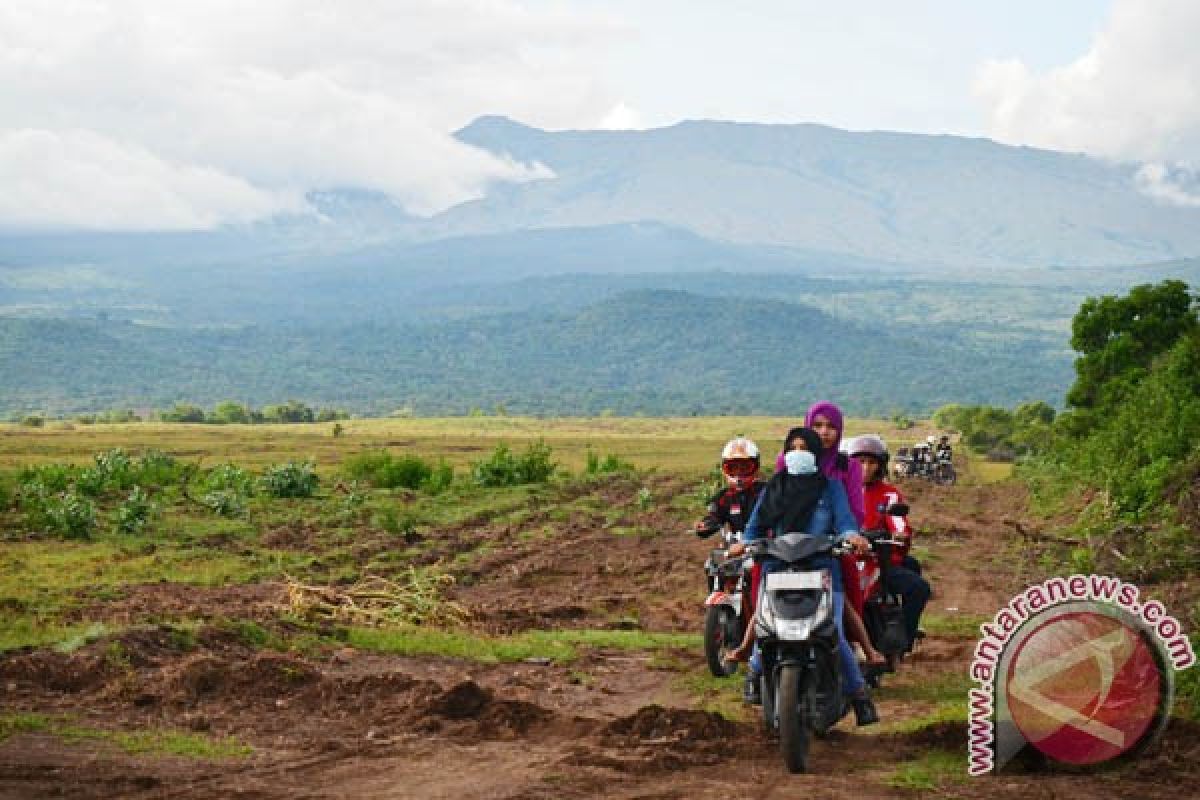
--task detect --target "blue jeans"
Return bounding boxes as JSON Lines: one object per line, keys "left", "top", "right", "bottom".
{"left": 749, "top": 557, "right": 866, "bottom": 696}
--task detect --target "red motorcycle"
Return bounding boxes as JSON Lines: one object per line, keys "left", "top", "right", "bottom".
{"left": 701, "top": 528, "right": 750, "bottom": 677}
{"left": 844, "top": 502, "right": 912, "bottom": 685}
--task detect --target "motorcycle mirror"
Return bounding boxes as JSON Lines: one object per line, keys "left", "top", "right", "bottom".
{"left": 885, "top": 502, "right": 910, "bottom": 517}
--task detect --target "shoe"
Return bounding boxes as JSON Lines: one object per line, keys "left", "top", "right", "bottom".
{"left": 851, "top": 690, "right": 879, "bottom": 726}
{"left": 744, "top": 673, "right": 762, "bottom": 706}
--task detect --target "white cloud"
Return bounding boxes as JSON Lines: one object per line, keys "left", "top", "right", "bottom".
{"left": 0, "top": 128, "right": 302, "bottom": 230}
{"left": 1135, "top": 163, "right": 1200, "bottom": 208}
{"left": 0, "top": 1, "right": 625, "bottom": 230}
{"left": 974, "top": 0, "right": 1200, "bottom": 203}
{"left": 598, "top": 102, "right": 644, "bottom": 131}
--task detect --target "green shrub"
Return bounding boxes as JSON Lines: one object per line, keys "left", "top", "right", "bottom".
{"left": 342, "top": 450, "right": 431, "bottom": 490}
{"left": 202, "top": 464, "right": 256, "bottom": 496}
{"left": 200, "top": 490, "right": 246, "bottom": 517}
{"left": 472, "top": 441, "right": 557, "bottom": 487}
{"left": 584, "top": 450, "right": 634, "bottom": 475}
{"left": 422, "top": 460, "right": 455, "bottom": 494}
{"left": 115, "top": 487, "right": 157, "bottom": 535}
{"left": 17, "top": 463, "right": 78, "bottom": 494}
{"left": 19, "top": 415, "right": 45, "bottom": 428}
{"left": 260, "top": 461, "right": 319, "bottom": 498}
{"left": 134, "top": 450, "right": 183, "bottom": 486}
{"left": 372, "top": 507, "right": 421, "bottom": 538}
{"left": 45, "top": 491, "right": 97, "bottom": 540}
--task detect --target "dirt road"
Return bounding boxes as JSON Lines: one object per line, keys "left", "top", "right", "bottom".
{"left": 2, "top": 476, "right": 1196, "bottom": 799}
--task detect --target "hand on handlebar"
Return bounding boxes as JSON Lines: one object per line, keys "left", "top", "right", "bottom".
{"left": 845, "top": 534, "right": 870, "bottom": 555}
{"left": 726, "top": 542, "right": 747, "bottom": 557}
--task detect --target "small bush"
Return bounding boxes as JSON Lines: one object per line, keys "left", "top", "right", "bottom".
{"left": 115, "top": 487, "right": 157, "bottom": 535}
{"left": 200, "top": 490, "right": 246, "bottom": 517}
{"left": 260, "top": 461, "right": 319, "bottom": 498}
{"left": 17, "top": 463, "right": 78, "bottom": 494}
{"left": 373, "top": 507, "right": 421, "bottom": 538}
{"left": 45, "top": 491, "right": 97, "bottom": 540}
{"left": 422, "top": 460, "right": 455, "bottom": 494}
{"left": 19, "top": 415, "right": 45, "bottom": 428}
{"left": 202, "top": 464, "right": 256, "bottom": 496}
{"left": 342, "top": 450, "right": 431, "bottom": 490}
{"left": 472, "top": 441, "right": 556, "bottom": 487}
{"left": 135, "top": 450, "right": 183, "bottom": 486}
{"left": 585, "top": 449, "right": 634, "bottom": 475}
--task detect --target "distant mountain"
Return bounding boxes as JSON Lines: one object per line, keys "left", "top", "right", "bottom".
{"left": 5, "top": 117, "right": 1199, "bottom": 281}
{"left": 442, "top": 116, "right": 1200, "bottom": 269}
{"left": 0, "top": 289, "right": 1070, "bottom": 416}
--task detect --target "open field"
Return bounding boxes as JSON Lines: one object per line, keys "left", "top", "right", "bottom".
{"left": 1, "top": 419, "right": 1189, "bottom": 798}
{"left": 0, "top": 416, "right": 943, "bottom": 472}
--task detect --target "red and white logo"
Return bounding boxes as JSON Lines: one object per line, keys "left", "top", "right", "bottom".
{"left": 1005, "top": 610, "right": 1164, "bottom": 765}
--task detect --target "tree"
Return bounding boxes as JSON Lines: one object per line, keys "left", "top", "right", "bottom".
{"left": 1067, "top": 280, "right": 1196, "bottom": 411}
{"left": 160, "top": 403, "right": 206, "bottom": 423}
{"left": 211, "top": 401, "right": 251, "bottom": 424}
{"left": 261, "top": 400, "right": 315, "bottom": 423}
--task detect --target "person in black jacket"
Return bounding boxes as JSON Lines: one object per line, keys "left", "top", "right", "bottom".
{"left": 694, "top": 437, "right": 765, "bottom": 539}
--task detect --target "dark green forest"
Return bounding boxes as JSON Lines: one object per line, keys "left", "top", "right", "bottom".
{"left": 1, "top": 289, "right": 1070, "bottom": 417}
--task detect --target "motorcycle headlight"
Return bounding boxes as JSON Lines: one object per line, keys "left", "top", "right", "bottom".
{"left": 776, "top": 617, "right": 814, "bottom": 640}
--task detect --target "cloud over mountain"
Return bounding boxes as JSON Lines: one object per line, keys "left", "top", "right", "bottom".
{"left": 0, "top": 1, "right": 626, "bottom": 230}
{"left": 975, "top": 0, "right": 1200, "bottom": 205}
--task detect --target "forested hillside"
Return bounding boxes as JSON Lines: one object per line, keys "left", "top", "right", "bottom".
{"left": 0, "top": 290, "right": 1069, "bottom": 416}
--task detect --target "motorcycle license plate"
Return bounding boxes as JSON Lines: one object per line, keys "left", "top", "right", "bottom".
{"left": 766, "top": 571, "right": 825, "bottom": 590}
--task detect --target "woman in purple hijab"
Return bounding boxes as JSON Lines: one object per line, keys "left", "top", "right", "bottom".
{"left": 776, "top": 401, "right": 883, "bottom": 667}
{"left": 775, "top": 401, "right": 865, "bottom": 525}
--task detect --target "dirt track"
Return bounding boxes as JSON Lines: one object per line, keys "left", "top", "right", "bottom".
{"left": 2, "top": 476, "right": 1198, "bottom": 799}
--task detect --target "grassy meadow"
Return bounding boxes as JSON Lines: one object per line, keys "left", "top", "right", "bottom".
{"left": 0, "top": 415, "right": 942, "bottom": 473}
{"left": 0, "top": 415, "right": 996, "bottom": 655}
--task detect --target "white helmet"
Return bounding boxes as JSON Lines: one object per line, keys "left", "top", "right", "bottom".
{"left": 720, "top": 437, "right": 760, "bottom": 490}
{"left": 926, "top": 435, "right": 937, "bottom": 445}
{"left": 721, "top": 437, "right": 760, "bottom": 461}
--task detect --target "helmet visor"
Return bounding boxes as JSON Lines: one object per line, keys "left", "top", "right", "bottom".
{"left": 722, "top": 458, "right": 758, "bottom": 478}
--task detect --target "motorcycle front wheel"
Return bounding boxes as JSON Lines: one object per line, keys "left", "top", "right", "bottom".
{"left": 777, "top": 664, "right": 810, "bottom": 774}
{"left": 703, "top": 605, "right": 741, "bottom": 677}
{"left": 761, "top": 665, "right": 777, "bottom": 734}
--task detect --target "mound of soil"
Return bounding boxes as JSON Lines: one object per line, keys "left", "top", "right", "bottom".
{"left": 0, "top": 649, "right": 112, "bottom": 693}
{"left": 605, "top": 704, "right": 741, "bottom": 742}
{"left": 164, "top": 652, "right": 320, "bottom": 706}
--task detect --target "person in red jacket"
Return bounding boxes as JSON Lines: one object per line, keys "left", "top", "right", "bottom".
{"left": 848, "top": 434, "right": 930, "bottom": 651}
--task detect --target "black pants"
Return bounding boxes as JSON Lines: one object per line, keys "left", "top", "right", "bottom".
{"left": 884, "top": 566, "right": 930, "bottom": 647}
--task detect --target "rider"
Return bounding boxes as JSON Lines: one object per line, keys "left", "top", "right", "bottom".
{"left": 935, "top": 434, "right": 952, "bottom": 463}
{"left": 728, "top": 427, "right": 879, "bottom": 726}
{"left": 693, "top": 437, "right": 765, "bottom": 539}
{"left": 847, "top": 434, "right": 931, "bottom": 652}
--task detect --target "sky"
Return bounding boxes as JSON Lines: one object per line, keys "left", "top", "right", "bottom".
{"left": 1, "top": 0, "right": 1197, "bottom": 230}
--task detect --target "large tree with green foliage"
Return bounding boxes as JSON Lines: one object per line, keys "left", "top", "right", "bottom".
{"left": 1067, "top": 280, "right": 1196, "bottom": 412}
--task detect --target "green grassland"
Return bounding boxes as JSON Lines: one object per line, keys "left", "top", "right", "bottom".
{"left": 0, "top": 416, "right": 962, "bottom": 656}
{"left": 0, "top": 415, "right": 936, "bottom": 472}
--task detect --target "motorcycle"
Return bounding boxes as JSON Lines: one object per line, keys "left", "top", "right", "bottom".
{"left": 848, "top": 502, "right": 913, "bottom": 687}
{"left": 701, "top": 528, "right": 748, "bottom": 677}
{"left": 896, "top": 446, "right": 955, "bottom": 486}
{"left": 932, "top": 452, "right": 956, "bottom": 486}
{"left": 748, "top": 532, "right": 850, "bottom": 774}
